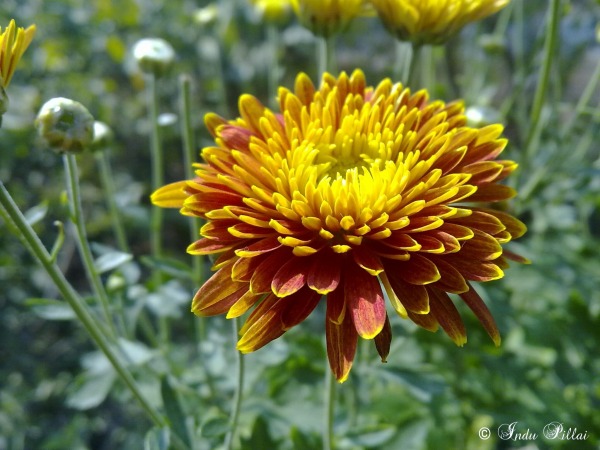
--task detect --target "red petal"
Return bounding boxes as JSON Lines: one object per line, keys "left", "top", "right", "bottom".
{"left": 271, "top": 257, "right": 311, "bottom": 297}
{"left": 326, "top": 286, "right": 346, "bottom": 324}
{"left": 428, "top": 288, "right": 467, "bottom": 346}
{"left": 227, "top": 291, "right": 264, "bottom": 319}
{"left": 459, "top": 282, "right": 501, "bottom": 346}
{"left": 475, "top": 208, "right": 527, "bottom": 239}
{"left": 385, "top": 271, "right": 430, "bottom": 314}
{"left": 427, "top": 257, "right": 469, "bottom": 294}
{"left": 250, "top": 249, "right": 291, "bottom": 294}
{"left": 352, "top": 246, "right": 384, "bottom": 275}
{"left": 374, "top": 315, "right": 392, "bottom": 363}
{"left": 326, "top": 312, "right": 358, "bottom": 383}
{"left": 235, "top": 236, "right": 282, "bottom": 257}
{"left": 449, "top": 210, "right": 506, "bottom": 236}
{"left": 467, "top": 184, "right": 516, "bottom": 202}
{"left": 192, "top": 264, "right": 244, "bottom": 316}
{"left": 345, "top": 265, "right": 386, "bottom": 339}
{"left": 407, "top": 310, "right": 439, "bottom": 332}
{"left": 387, "top": 254, "right": 441, "bottom": 285}
{"left": 440, "top": 254, "right": 503, "bottom": 282}
{"left": 280, "top": 287, "right": 321, "bottom": 330}
{"left": 307, "top": 254, "right": 341, "bottom": 294}
{"left": 187, "top": 238, "right": 239, "bottom": 255}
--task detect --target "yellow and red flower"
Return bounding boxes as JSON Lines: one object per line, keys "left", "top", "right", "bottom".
{"left": 152, "top": 70, "right": 527, "bottom": 382}
{"left": 370, "top": 0, "right": 510, "bottom": 46}
{"left": 0, "top": 19, "right": 36, "bottom": 88}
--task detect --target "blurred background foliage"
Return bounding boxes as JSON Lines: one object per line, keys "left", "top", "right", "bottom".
{"left": 1, "top": 0, "right": 600, "bottom": 449}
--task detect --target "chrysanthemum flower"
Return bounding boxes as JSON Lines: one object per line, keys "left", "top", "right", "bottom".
{"left": 370, "top": 0, "right": 510, "bottom": 46}
{"left": 152, "top": 70, "right": 527, "bottom": 382}
{"left": 290, "top": 0, "right": 370, "bottom": 37}
{"left": 0, "top": 19, "right": 36, "bottom": 88}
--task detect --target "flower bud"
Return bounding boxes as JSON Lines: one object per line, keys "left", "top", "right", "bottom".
{"left": 35, "top": 97, "right": 94, "bottom": 154}
{"left": 90, "top": 121, "right": 114, "bottom": 152}
{"left": 251, "top": 0, "right": 292, "bottom": 25}
{"left": 132, "top": 38, "right": 175, "bottom": 77}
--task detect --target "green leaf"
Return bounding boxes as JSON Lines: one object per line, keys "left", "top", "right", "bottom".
{"left": 95, "top": 251, "right": 133, "bottom": 274}
{"left": 240, "top": 415, "right": 278, "bottom": 449}
{"left": 118, "top": 338, "right": 156, "bottom": 366}
{"left": 290, "top": 426, "right": 321, "bottom": 450}
{"left": 66, "top": 371, "right": 116, "bottom": 410}
{"left": 144, "top": 427, "right": 170, "bottom": 450}
{"left": 341, "top": 425, "right": 397, "bottom": 448}
{"left": 25, "top": 298, "right": 76, "bottom": 321}
{"left": 24, "top": 201, "right": 48, "bottom": 226}
{"left": 160, "top": 376, "right": 192, "bottom": 449}
{"left": 375, "top": 365, "right": 446, "bottom": 402}
{"left": 200, "top": 415, "right": 230, "bottom": 438}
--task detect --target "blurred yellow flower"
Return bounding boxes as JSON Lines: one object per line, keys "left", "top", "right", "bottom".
{"left": 250, "top": 0, "right": 293, "bottom": 24}
{"left": 371, "top": 0, "right": 510, "bottom": 45}
{"left": 0, "top": 20, "right": 36, "bottom": 88}
{"left": 291, "top": 0, "right": 370, "bottom": 37}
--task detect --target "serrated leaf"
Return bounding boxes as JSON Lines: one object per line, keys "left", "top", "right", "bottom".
{"left": 161, "top": 376, "right": 192, "bottom": 449}
{"left": 144, "top": 427, "right": 170, "bottom": 450}
{"left": 25, "top": 298, "right": 76, "bottom": 320}
{"left": 66, "top": 371, "right": 116, "bottom": 410}
{"left": 24, "top": 201, "right": 48, "bottom": 226}
{"left": 95, "top": 251, "right": 133, "bottom": 274}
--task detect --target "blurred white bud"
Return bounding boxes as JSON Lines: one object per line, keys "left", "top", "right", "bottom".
{"left": 132, "top": 38, "right": 175, "bottom": 77}
{"left": 91, "top": 121, "right": 114, "bottom": 152}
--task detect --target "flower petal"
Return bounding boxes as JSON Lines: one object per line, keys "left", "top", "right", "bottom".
{"left": 307, "top": 254, "right": 342, "bottom": 294}
{"left": 271, "top": 257, "right": 311, "bottom": 297}
{"left": 345, "top": 265, "right": 386, "bottom": 339}
{"left": 428, "top": 288, "right": 467, "bottom": 346}
{"left": 374, "top": 315, "right": 392, "bottom": 363}
{"left": 459, "top": 282, "right": 501, "bottom": 346}
{"left": 192, "top": 264, "right": 245, "bottom": 316}
{"left": 326, "top": 312, "right": 358, "bottom": 383}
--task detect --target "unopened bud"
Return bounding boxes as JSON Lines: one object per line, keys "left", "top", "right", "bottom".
{"left": 132, "top": 38, "right": 175, "bottom": 77}
{"left": 35, "top": 97, "right": 94, "bottom": 154}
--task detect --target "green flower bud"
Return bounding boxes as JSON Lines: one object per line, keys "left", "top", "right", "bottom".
{"left": 35, "top": 97, "right": 95, "bottom": 154}
{"left": 132, "top": 38, "right": 175, "bottom": 77}
{"left": 91, "top": 120, "right": 114, "bottom": 152}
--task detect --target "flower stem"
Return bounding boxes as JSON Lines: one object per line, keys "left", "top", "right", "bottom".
{"left": 524, "top": 0, "right": 560, "bottom": 158}
{"left": 266, "top": 24, "right": 280, "bottom": 109}
{"left": 148, "top": 73, "right": 164, "bottom": 284}
{"left": 394, "top": 40, "right": 413, "bottom": 84}
{"left": 63, "top": 154, "right": 116, "bottom": 338}
{"left": 317, "top": 35, "right": 336, "bottom": 76}
{"left": 224, "top": 317, "right": 245, "bottom": 450}
{"left": 323, "top": 362, "right": 336, "bottom": 450}
{"left": 0, "top": 181, "right": 180, "bottom": 445}
{"left": 563, "top": 55, "right": 600, "bottom": 136}
{"left": 95, "top": 151, "right": 130, "bottom": 253}
{"left": 179, "top": 75, "right": 204, "bottom": 288}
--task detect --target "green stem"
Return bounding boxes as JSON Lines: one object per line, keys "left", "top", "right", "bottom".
{"left": 63, "top": 154, "right": 117, "bottom": 338}
{"left": 179, "top": 75, "right": 205, "bottom": 287}
{"left": 266, "top": 25, "right": 280, "bottom": 109}
{"left": 524, "top": 0, "right": 561, "bottom": 158}
{"left": 96, "top": 151, "right": 130, "bottom": 253}
{"left": 394, "top": 40, "right": 413, "bottom": 84}
{"left": 408, "top": 44, "right": 423, "bottom": 88}
{"left": 148, "top": 73, "right": 164, "bottom": 285}
{"left": 323, "top": 364, "right": 336, "bottom": 450}
{"left": 0, "top": 181, "right": 174, "bottom": 441}
{"left": 223, "top": 317, "right": 245, "bottom": 450}
{"left": 317, "top": 35, "right": 336, "bottom": 77}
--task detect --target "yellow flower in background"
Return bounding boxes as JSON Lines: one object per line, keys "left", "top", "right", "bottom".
{"left": 291, "top": 0, "right": 370, "bottom": 37}
{"left": 371, "top": 0, "right": 510, "bottom": 45}
{"left": 250, "top": 0, "right": 293, "bottom": 24}
{"left": 152, "top": 70, "right": 527, "bottom": 382}
{"left": 0, "top": 20, "right": 36, "bottom": 88}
